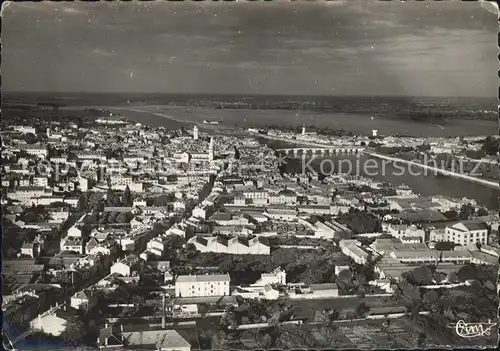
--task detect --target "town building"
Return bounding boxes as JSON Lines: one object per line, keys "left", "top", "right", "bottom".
{"left": 188, "top": 235, "right": 271, "bottom": 255}
{"left": 445, "top": 220, "right": 489, "bottom": 246}
{"left": 175, "top": 274, "right": 230, "bottom": 297}
{"left": 339, "top": 239, "right": 370, "bottom": 265}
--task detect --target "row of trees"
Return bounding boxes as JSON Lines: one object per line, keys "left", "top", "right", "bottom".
{"left": 481, "top": 136, "right": 500, "bottom": 156}
{"left": 392, "top": 263, "right": 498, "bottom": 346}
{"left": 336, "top": 256, "right": 381, "bottom": 295}
{"left": 17, "top": 205, "right": 50, "bottom": 223}
{"left": 212, "top": 297, "right": 379, "bottom": 349}
{"left": 212, "top": 299, "right": 344, "bottom": 349}
{"left": 86, "top": 211, "right": 134, "bottom": 225}
{"left": 337, "top": 209, "right": 382, "bottom": 234}
{"left": 82, "top": 186, "right": 133, "bottom": 212}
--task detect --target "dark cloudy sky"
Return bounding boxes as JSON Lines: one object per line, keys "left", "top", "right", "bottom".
{"left": 3, "top": 1, "right": 497, "bottom": 97}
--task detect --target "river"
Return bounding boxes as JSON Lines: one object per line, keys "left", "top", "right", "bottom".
{"left": 280, "top": 155, "right": 500, "bottom": 209}
{"left": 92, "top": 105, "right": 496, "bottom": 138}
{"left": 99, "top": 107, "right": 499, "bottom": 209}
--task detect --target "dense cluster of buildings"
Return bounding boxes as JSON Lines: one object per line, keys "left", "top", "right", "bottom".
{"left": 2, "top": 113, "right": 499, "bottom": 350}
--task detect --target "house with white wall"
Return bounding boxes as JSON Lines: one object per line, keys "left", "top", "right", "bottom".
{"left": 445, "top": 220, "right": 489, "bottom": 246}
{"left": 175, "top": 274, "right": 230, "bottom": 297}
{"left": 188, "top": 235, "right": 270, "bottom": 255}
{"left": 339, "top": 239, "right": 370, "bottom": 265}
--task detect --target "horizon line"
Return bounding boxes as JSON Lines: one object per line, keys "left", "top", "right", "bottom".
{"left": 2, "top": 91, "right": 497, "bottom": 100}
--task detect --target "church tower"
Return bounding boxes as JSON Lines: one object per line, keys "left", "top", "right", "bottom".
{"left": 193, "top": 125, "right": 199, "bottom": 140}
{"left": 208, "top": 137, "right": 214, "bottom": 162}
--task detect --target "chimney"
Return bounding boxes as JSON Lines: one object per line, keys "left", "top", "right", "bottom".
{"left": 120, "top": 324, "right": 123, "bottom": 332}
{"left": 105, "top": 323, "right": 108, "bottom": 329}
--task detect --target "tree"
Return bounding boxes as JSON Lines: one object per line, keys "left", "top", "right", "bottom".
{"left": 132, "top": 295, "right": 145, "bottom": 313}
{"left": 98, "top": 198, "right": 106, "bottom": 212}
{"left": 18, "top": 206, "right": 49, "bottom": 223}
{"left": 107, "top": 212, "right": 118, "bottom": 223}
{"left": 394, "top": 278, "right": 421, "bottom": 303}
{"left": 60, "top": 318, "right": 87, "bottom": 345}
{"left": 211, "top": 330, "right": 230, "bottom": 350}
{"left": 181, "top": 243, "right": 199, "bottom": 261}
{"left": 337, "top": 210, "right": 381, "bottom": 234}
{"left": 403, "top": 265, "right": 434, "bottom": 286}
{"left": 106, "top": 188, "right": 121, "bottom": 207}
{"left": 24, "top": 133, "right": 38, "bottom": 145}
{"left": 476, "top": 207, "right": 488, "bottom": 217}
{"left": 442, "top": 210, "right": 458, "bottom": 220}
{"left": 422, "top": 290, "right": 439, "bottom": 306}
{"left": 447, "top": 271, "right": 459, "bottom": 283}
{"left": 123, "top": 185, "right": 133, "bottom": 207}
{"left": 434, "top": 241, "right": 456, "bottom": 251}
{"left": 256, "top": 329, "right": 275, "bottom": 349}
{"left": 197, "top": 329, "right": 213, "bottom": 350}
{"left": 219, "top": 307, "right": 239, "bottom": 330}
{"left": 116, "top": 212, "right": 131, "bottom": 223}
{"left": 336, "top": 269, "right": 359, "bottom": 295}
{"left": 87, "top": 192, "right": 104, "bottom": 211}
{"left": 457, "top": 263, "right": 476, "bottom": 282}
{"left": 417, "top": 332, "right": 426, "bottom": 348}
{"left": 481, "top": 136, "right": 500, "bottom": 156}
{"left": 315, "top": 308, "right": 340, "bottom": 325}
{"left": 354, "top": 302, "right": 370, "bottom": 318}
{"left": 458, "top": 203, "right": 475, "bottom": 220}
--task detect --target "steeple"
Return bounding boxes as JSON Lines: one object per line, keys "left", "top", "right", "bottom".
{"left": 193, "top": 125, "right": 199, "bottom": 140}
{"left": 208, "top": 137, "right": 214, "bottom": 162}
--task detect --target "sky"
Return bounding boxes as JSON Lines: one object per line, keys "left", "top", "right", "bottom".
{"left": 2, "top": 0, "right": 498, "bottom": 97}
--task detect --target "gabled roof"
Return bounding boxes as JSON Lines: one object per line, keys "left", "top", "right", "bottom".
{"left": 73, "top": 290, "right": 90, "bottom": 300}
{"left": 99, "top": 326, "right": 123, "bottom": 346}
{"left": 452, "top": 220, "right": 488, "bottom": 232}
{"left": 210, "top": 211, "right": 232, "bottom": 221}
{"left": 176, "top": 274, "right": 230, "bottom": 283}
{"left": 85, "top": 238, "right": 99, "bottom": 251}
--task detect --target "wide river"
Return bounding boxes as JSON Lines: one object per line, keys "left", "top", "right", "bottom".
{"left": 104, "top": 105, "right": 496, "bottom": 137}
{"left": 106, "top": 106, "right": 499, "bottom": 209}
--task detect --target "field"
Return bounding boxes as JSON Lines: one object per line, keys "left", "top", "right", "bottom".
{"left": 220, "top": 318, "right": 422, "bottom": 349}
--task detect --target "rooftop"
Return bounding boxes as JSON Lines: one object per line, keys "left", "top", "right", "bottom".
{"left": 176, "top": 274, "right": 230, "bottom": 283}
{"left": 450, "top": 220, "right": 489, "bottom": 232}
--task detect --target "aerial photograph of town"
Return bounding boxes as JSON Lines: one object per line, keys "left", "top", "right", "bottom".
{"left": 1, "top": 1, "right": 499, "bottom": 350}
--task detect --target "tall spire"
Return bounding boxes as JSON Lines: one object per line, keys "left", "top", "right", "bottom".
{"left": 193, "top": 125, "right": 199, "bottom": 140}
{"left": 208, "top": 137, "right": 214, "bottom": 162}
